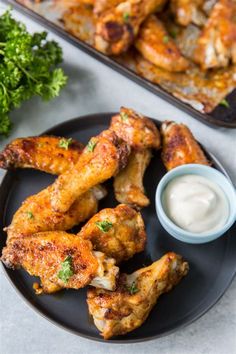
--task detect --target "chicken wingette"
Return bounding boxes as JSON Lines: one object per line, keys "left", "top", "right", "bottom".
{"left": 161, "top": 121, "right": 210, "bottom": 171}
{"left": 110, "top": 107, "right": 160, "bottom": 208}
{"left": 194, "top": 0, "right": 236, "bottom": 70}
{"left": 50, "top": 129, "right": 130, "bottom": 213}
{"left": 87, "top": 252, "right": 189, "bottom": 339}
{"left": 78, "top": 204, "right": 146, "bottom": 263}
{"left": 135, "top": 15, "right": 190, "bottom": 72}
{"left": 1, "top": 231, "right": 119, "bottom": 294}
{"left": 0, "top": 136, "right": 83, "bottom": 175}
{"left": 95, "top": 0, "right": 167, "bottom": 55}
{"left": 5, "top": 185, "right": 106, "bottom": 242}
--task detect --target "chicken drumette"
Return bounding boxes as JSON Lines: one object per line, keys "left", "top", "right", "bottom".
{"left": 110, "top": 107, "right": 160, "bottom": 208}
{"left": 161, "top": 121, "right": 210, "bottom": 170}
{"left": 79, "top": 204, "right": 146, "bottom": 263}
{"left": 1, "top": 231, "right": 119, "bottom": 294}
{"left": 87, "top": 252, "right": 189, "bottom": 339}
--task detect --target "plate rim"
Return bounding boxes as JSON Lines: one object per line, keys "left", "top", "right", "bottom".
{"left": 1, "top": 112, "right": 236, "bottom": 344}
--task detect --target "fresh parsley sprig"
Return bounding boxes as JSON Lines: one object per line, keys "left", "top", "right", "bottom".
{"left": 57, "top": 256, "right": 74, "bottom": 283}
{"left": 0, "top": 9, "right": 67, "bottom": 137}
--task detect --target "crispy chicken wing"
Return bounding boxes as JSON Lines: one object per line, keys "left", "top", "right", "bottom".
{"left": 5, "top": 185, "right": 106, "bottom": 242}
{"left": 94, "top": 0, "right": 122, "bottom": 17}
{"left": 95, "top": 0, "right": 167, "bottom": 55}
{"left": 110, "top": 107, "right": 160, "bottom": 207}
{"left": 0, "top": 136, "right": 83, "bottom": 175}
{"left": 50, "top": 129, "right": 130, "bottom": 213}
{"left": 1, "top": 231, "right": 119, "bottom": 294}
{"left": 161, "top": 121, "right": 210, "bottom": 171}
{"left": 113, "top": 149, "right": 152, "bottom": 208}
{"left": 170, "top": 0, "right": 206, "bottom": 27}
{"left": 87, "top": 252, "right": 189, "bottom": 339}
{"left": 194, "top": 0, "right": 236, "bottom": 70}
{"left": 135, "top": 15, "right": 190, "bottom": 72}
{"left": 78, "top": 204, "right": 146, "bottom": 263}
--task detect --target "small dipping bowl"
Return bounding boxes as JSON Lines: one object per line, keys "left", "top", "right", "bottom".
{"left": 155, "top": 164, "right": 236, "bottom": 244}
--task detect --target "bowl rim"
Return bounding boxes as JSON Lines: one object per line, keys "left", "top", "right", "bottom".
{"left": 155, "top": 164, "right": 236, "bottom": 242}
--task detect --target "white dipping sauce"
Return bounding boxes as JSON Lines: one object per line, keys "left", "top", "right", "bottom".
{"left": 162, "top": 174, "right": 229, "bottom": 234}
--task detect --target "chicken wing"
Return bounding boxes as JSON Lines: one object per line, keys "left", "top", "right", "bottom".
{"left": 94, "top": 0, "right": 123, "bottom": 17}
{"left": 161, "top": 121, "right": 210, "bottom": 171}
{"left": 194, "top": 0, "right": 236, "bottom": 70}
{"left": 0, "top": 136, "right": 83, "bottom": 175}
{"left": 113, "top": 149, "right": 152, "bottom": 208}
{"left": 135, "top": 15, "right": 190, "bottom": 72}
{"left": 94, "top": 0, "right": 167, "bottom": 55}
{"left": 50, "top": 129, "right": 130, "bottom": 213}
{"left": 1, "top": 231, "right": 119, "bottom": 294}
{"left": 110, "top": 107, "right": 160, "bottom": 207}
{"left": 5, "top": 185, "right": 106, "bottom": 242}
{"left": 78, "top": 204, "right": 146, "bottom": 263}
{"left": 170, "top": 0, "right": 206, "bottom": 27}
{"left": 87, "top": 252, "right": 189, "bottom": 339}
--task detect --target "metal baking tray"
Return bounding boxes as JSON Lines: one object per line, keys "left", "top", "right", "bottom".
{"left": 4, "top": 0, "right": 236, "bottom": 128}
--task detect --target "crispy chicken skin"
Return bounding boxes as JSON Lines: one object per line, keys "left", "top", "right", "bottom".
{"left": 94, "top": 0, "right": 123, "bottom": 17}
{"left": 0, "top": 136, "right": 83, "bottom": 175}
{"left": 87, "top": 252, "right": 189, "bottom": 339}
{"left": 95, "top": 0, "right": 167, "bottom": 55}
{"left": 5, "top": 185, "right": 106, "bottom": 242}
{"left": 1, "top": 231, "right": 119, "bottom": 294}
{"left": 78, "top": 204, "right": 146, "bottom": 263}
{"left": 170, "top": 0, "right": 206, "bottom": 26}
{"left": 50, "top": 129, "right": 130, "bottom": 213}
{"left": 110, "top": 107, "right": 160, "bottom": 150}
{"left": 111, "top": 107, "right": 160, "bottom": 207}
{"left": 114, "top": 149, "right": 152, "bottom": 208}
{"left": 135, "top": 15, "right": 190, "bottom": 72}
{"left": 194, "top": 0, "right": 236, "bottom": 70}
{"left": 161, "top": 121, "right": 209, "bottom": 170}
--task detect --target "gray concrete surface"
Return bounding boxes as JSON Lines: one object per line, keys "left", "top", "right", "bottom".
{"left": 0, "top": 5, "right": 236, "bottom": 354}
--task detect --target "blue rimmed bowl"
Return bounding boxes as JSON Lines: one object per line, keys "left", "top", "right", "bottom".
{"left": 155, "top": 164, "right": 236, "bottom": 244}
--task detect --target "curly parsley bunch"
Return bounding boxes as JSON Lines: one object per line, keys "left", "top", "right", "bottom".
{"left": 0, "top": 9, "right": 67, "bottom": 136}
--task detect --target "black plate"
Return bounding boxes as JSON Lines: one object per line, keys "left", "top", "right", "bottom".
{"left": 1, "top": 113, "right": 236, "bottom": 343}
{"left": 3, "top": 0, "right": 236, "bottom": 129}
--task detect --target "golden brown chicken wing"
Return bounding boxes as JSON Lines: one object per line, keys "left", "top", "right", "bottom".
{"left": 1, "top": 231, "right": 119, "bottom": 294}
{"left": 110, "top": 107, "right": 160, "bottom": 207}
{"left": 194, "top": 0, "right": 236, "bottom": 70}
{"left": 87, "top": 252, "right": 189, "bottom": 339}
{"left": 5, "top": 185, "right": 106, "bottom": 242}
{"left": 113, "top": 149, "right": 152, "bottom": 208}
{"left": 0, "top": 136, "right": 83, "bottom": 175}
{"left": 78, "top": 204, "right": 146, "bottom": 263}
{"left": 50, "top": 129, "right": 130, "bottom": 213}
{"left": 94, "top": 0, "right": 167, "bottom": 55}
{"left": 161, "top": 121, "right": 210, "bottom": 171}
{"left": 135, "top": 15, "right": 190, "bottom": 72}
{"left": 94, "top": 0, "right": 122, "bottom": 17}
{"left": 170, "top": 0, "right": 206, "bottom": 27}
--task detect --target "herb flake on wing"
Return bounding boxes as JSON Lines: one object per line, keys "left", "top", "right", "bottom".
{"left": 95, "top": 220, "right": 113, "bottom": 233}
{"left": 57, "top": 256, "right": 74, "bottom": 283}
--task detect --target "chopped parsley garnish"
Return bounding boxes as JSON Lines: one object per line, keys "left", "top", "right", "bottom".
{"left": 58, "top": 138, "right": 73, "bottom": 150}
{"left": 95, "top": 220, "right": 113, "bottom": 233}
{"left": 86, "top": 140, "right": 97, "bottom": 152}
{"left": 126, "top": 281, "right": 139, "bottom": 295}
{"left": 120, "top": 112, "right": 129, "bottom": 121}
{"left": 26, "top": 211, "right": 34, "bottom": 219}
{"left": 170, "top": 28, "right": 178, "bottom": 39}
{"left": 163, "top": 36, "right": 169, "bottom": 44}
{"left": 57, "top": 256, "right": 74, "bottom": 283}
{"left": 123, "top": 12, "right": 130, "bottom": 22}
{"left": 219, "top": 99, "right": 230, "bottom": 108}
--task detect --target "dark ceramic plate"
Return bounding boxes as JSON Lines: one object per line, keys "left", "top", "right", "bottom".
{"left": 0, "top": 113, "right": 236, "bottom": 343}
{"left": 3, "top": 0, "right": 236, "bottom": 128}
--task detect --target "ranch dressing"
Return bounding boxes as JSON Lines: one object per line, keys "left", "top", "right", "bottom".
{"left": 162, "top": 174, "right": 229, "bottom": 234}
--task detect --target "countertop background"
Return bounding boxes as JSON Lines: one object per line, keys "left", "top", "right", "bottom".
{"left": 0, "top": 5, "right": 236, "bottom": 354}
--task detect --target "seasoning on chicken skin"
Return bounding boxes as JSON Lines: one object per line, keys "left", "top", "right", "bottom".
{"left": 78, "top": 204, "right": 146, "bottom": 263}
{"left": 50, "top": 129, "right": 130, "bottom": 213}
{"left": 135, "top": 15, "right": 190, "bottom": 72}
{"left": 87, "top": 252, "right": 189, "bottom": 339}
{"left": 161, "top": 121, "right": 210, "bottom": 171}
{"left": 1, "top": 231, "right": 119, "bottom": 294}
